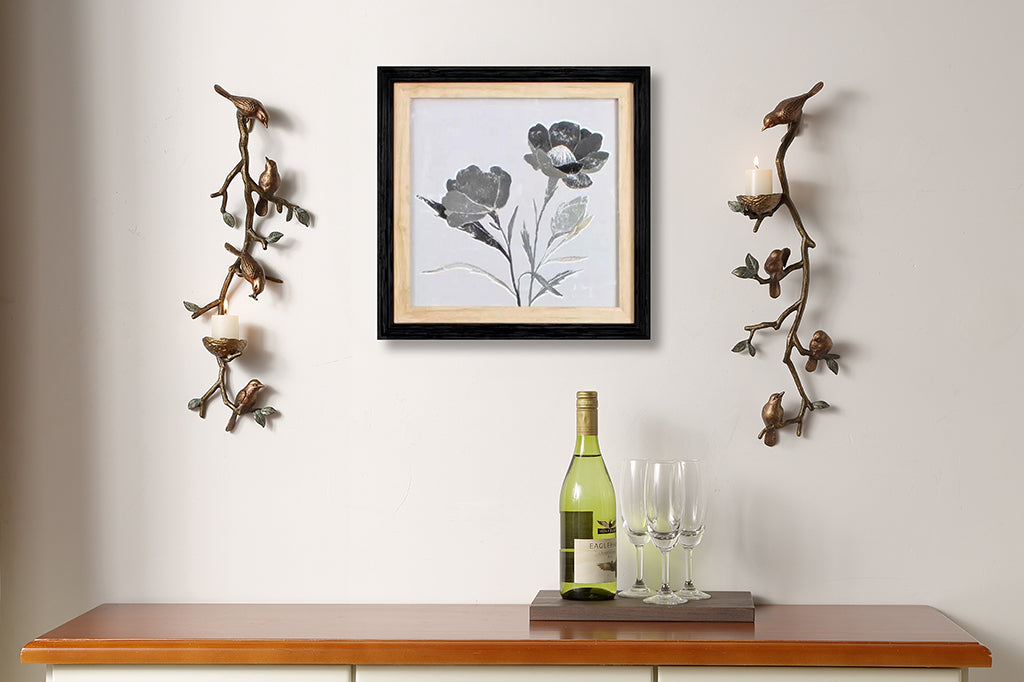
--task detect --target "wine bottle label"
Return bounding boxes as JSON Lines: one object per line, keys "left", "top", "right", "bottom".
{"left": 573, "top": 538, "right": 617, "bottom": 584}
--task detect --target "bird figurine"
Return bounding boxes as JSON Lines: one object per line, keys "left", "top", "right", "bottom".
{"left": 760, "top": 391, "right": 785, "bottom": 447}
{"left": 226, "top": 379, "right": 265, "bottom": 432}
{"left": 214, "top": 84, "right": 269, "bottom": 128}
{"left": 224, "top": 242, "right": 266, "bottom": 299}
{"left": 805, "top": 330, "right": 834, "bottom": 372}
{"left": 256, "top": 157, "right": 281, "bottom": 217}
{"left": 762, "top": 81, "right": 824, "bottom": 131}
{"left": 764, "top": 247, "right": 791, "bottom": 298}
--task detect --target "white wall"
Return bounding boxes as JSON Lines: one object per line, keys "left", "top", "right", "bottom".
{"left": 2, "top": 0, "right": 1022, "bottom": 680}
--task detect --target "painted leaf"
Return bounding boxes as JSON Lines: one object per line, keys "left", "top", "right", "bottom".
{"left": 183, "top": 301, "right": 200, "bottom": 313}
{"left": 548, "top": 255, "right": 588, "bottom": 263}
{"left": 811, "top": 401, "right": 830, "bottom": 409}
{"left": 187, "top": 398, "right": 201, "bottom": 411}
{"left": 532, "top": 271, "right": 563, "bottom": 297}
{"left": 745, "top": 253, "right": 758, "bottom": 274}
{"left": 506, "top": 205, "right": 518, "bottom": 243}
{"left": 267, "top": 231, "right": 284, "bottom": 244}
{"left": 546, "top": 269, "right": 578, "bottom": 288}
{"left": 422, "top": 263, "right": 514, "bottom": 297}
{"left": 295, "top": 208, "right": 310, "bottom": 226}
{"left": 550, "top": 196, "right": 589, "bottom": 238}
{"left": 521, "top": 226, "right": 535, "bottom": 266}
{"left": 222, "top": 212, "right": 236, "bottom": 228}
{"left": 826, "top": 357, "right": 840, "bottom": 375}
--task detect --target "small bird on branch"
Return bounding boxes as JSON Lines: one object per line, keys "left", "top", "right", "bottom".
{"left": 214, "top": 84, "right": 269, "bottom": 128}
{"left": 760, "top": 392, "right": 785, "bottom": 447}
{"left": 764, "top": 248, "right": 790, "bottom": 299}
{"left": 226, "top": 379, "right": 264, "bottom": 432}
{"left": 224, "top": 242, "right": 266, "bottom": 299}
{"left": 762, "top": 81, "right": 824, "bottom": 131}
{"left": 256, "top": 158, "right": 281, "bottom": 217}
{"left": 805, "top": 330, "right": 834, "bottom": 372}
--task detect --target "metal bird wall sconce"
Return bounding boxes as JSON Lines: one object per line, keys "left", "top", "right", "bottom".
{"left": 728, "top": 81, "right": 842, "bottom": 447}
{"left": 183, "top": 84, "right": 313, "bottom": 433}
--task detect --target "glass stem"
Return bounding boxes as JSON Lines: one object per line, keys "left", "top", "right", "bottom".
{"left": 660, "top": 549, "right": 671, "bottom": 592}
{"left": 634, "top": 545, "right": 645, "bottom": 586}
{"left": 683, "top": 547, "right": 694, "bottom": 589}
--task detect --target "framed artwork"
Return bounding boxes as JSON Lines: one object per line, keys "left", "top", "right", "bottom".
{"left": 378, "top": 66, "right": 650, "bottom": 340}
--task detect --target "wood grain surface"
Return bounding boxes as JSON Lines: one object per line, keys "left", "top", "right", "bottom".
{"left": 21, "top": 603, "right": 991, "bottom": 668}
{"left": 529, "top": 590, "right": 754, "bottom": 622}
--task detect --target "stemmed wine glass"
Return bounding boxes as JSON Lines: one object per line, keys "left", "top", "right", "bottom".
{"left": 642, "top": 460, "right": 687, "bottom": 605}
{"left": 618, "top": 459, "right": 653, "bottom": 598}
{"left": 676, "top": 459, "right": 710, "bottom": 600}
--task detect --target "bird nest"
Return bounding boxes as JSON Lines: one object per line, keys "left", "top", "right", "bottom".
{"left": 202, "top": 336, "right": 247, "bottom": 359}
{"left": 730, "top": 193, "right": 783, "bottom": 220}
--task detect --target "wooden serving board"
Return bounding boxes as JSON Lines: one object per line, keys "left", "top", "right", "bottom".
{"left": 529, "top": 589, "right": 754, "bottom": 622}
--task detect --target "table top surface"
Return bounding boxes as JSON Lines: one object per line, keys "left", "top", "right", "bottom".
{"left": 22, "top": 603, "right": 991, "bottom": 668}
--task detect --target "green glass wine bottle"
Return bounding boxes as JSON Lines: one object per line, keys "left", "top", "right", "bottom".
{"left": 559, "top": 391, "right": 617, "bottom": 600}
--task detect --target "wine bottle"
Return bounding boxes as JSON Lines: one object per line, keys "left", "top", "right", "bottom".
{"left": 559, "top": 390, "right": 617, "bottom": 600}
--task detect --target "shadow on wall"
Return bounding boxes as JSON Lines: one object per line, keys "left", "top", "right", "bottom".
{"left": 0, "top": 3, "right": 97, "bottom": 682}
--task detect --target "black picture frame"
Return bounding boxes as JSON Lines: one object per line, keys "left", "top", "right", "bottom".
{"left": 378, "top": 66, "right": 651, "bottom": 340}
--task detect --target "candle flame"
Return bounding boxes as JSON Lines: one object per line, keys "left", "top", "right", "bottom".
{"left": 753, "top": 155, "right": 760, "bottom": 169}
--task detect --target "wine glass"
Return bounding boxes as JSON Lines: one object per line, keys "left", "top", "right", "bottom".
{"left": 642, "top": 460, "right": 687, "bottom": 605}
{"left": 676, "top": 459, "right": 710, "bottom": 601}
{"left": 617, "top": 459, "right": 653, "bottom": 598}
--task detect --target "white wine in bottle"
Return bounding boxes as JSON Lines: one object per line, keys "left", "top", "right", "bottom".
{"left": 559, "top": 391, "right": 617, "bottom": 600}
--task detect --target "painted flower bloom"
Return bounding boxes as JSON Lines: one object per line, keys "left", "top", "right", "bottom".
{"left": 439, "top": 164, "right": 512, "bottom": 228}
{"left": 524, "top": 121, "right": 609, "bottom": 189}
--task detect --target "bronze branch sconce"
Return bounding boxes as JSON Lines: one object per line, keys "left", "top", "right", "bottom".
{"left": 183, "top": 84, "right": 312, "bottom": 432}
{"left": 728, "top": 81, "right": 841, "bottom": 446}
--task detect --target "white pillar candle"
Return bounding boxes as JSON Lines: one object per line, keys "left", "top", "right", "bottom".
{"left": 745, "top": 156, "right": 773, "bottom": 195}
{"left": 211, "top": 314, "right": 239, "bottom": 339}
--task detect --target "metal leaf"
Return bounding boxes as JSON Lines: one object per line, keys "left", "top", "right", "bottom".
{"left": 286, "top": 207, "right": 294, "bottom": 222}
{"left": 187, "top": 398, "right": 201, "bottom": 411}
{"left": 732, "top": 266, "right": 755, "bottom": 279}
{"left": 267, "top": 231, "right": 284, "bottom": 244}
{"left": 826, "top": 357, "right": 840, "bottom": 375}
{"left": 748, "top": 341, "right": 756, "bottom": 356}
{"left": 728, "top": 200, "right": 744, "bottom": 212}
{"left": 253, "top": 411, "right": 267, "bottom": 427}
{"left": 222, "top": 212, "right": 236, "bottom": 228}
{"left": 295, "top": 208, "right": 310, "bottom": 226}
{"left": 183, "top": 301, "right": 200, "bottom": 313}
{"left": 745, "top": 253, "right": 758, "bottom": 273}
{"left": 259, "top": 406, "right": 278, "bottom": 416}
{"left": 731, "top": 340, "right": 749, "bottom": 353}
{"left": 811, "top": 401, "right": 830, "bottom": 409}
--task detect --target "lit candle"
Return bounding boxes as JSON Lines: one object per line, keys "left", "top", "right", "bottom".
{"left": 745, "top": 156, "right": 773, "bottom": 195}
{"left": 211, "top": 313, "right": 239, "bottom": 339}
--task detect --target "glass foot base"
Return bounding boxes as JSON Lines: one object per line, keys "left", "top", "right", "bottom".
{"left": 676, "top": 588, "right": 711, "bottom": 600}
{"left": 618, "top": 584, "right": 654, "bottom": 599}
{"left": 643, "top": 590, "right": 688, "bottom": 605}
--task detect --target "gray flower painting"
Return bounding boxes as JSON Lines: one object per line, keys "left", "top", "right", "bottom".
{"left": 413, "top": 103, "right": 616, "bottom": 308}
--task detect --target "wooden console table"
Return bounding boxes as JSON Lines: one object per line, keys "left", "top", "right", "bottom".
{"left": 22, "top": 603, "right": 991, "bottom": 681}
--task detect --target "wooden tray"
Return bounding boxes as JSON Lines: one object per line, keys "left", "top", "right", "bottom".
{"left": 529, "top": 589, "right": 754, "bottom": 622}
